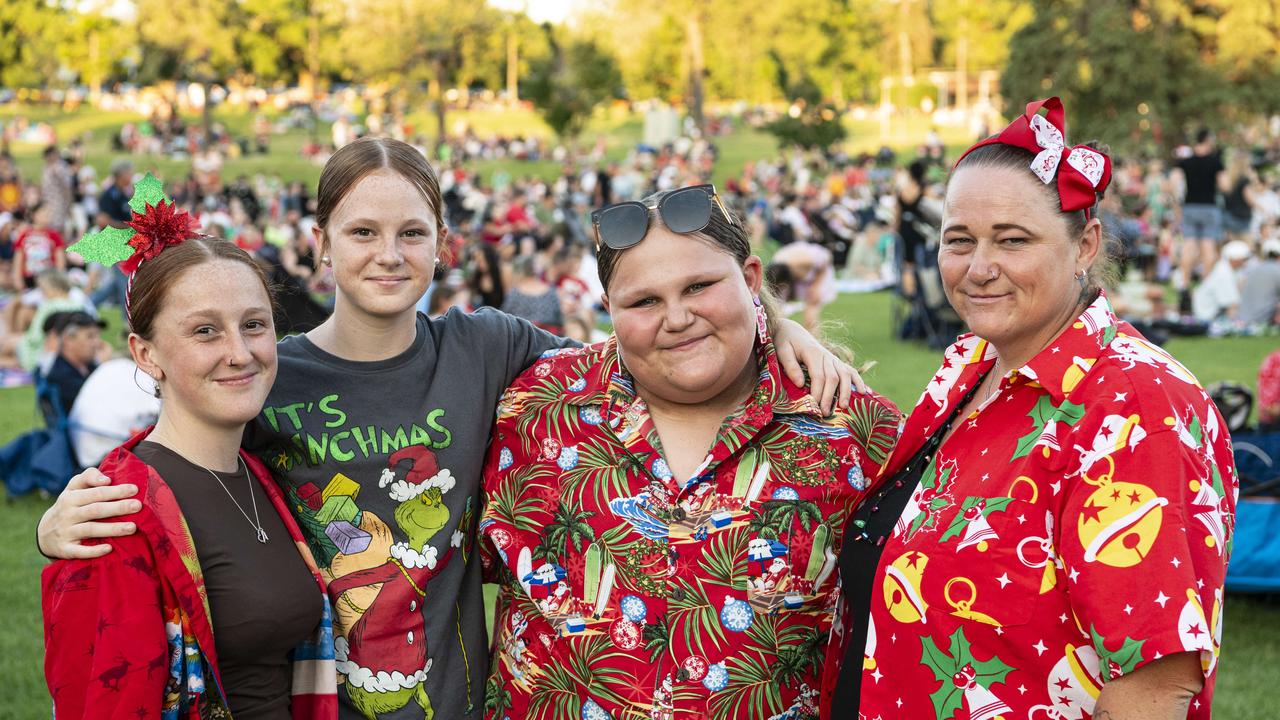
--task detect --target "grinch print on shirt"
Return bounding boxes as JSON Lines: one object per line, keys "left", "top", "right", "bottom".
{"left": 265, "top": 394, "right": 468, "bottom": 719}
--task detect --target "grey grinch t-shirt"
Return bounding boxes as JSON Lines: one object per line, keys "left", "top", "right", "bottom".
{"left": 246, "top": 308, "right": 573, "bottom": 720}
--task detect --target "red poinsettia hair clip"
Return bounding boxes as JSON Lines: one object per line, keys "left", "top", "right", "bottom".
{"left": 955, "top": 96, "right": 1112, "bottom": 218}
{"left": 68, "top": 172, "right": 202, "bottom": 274}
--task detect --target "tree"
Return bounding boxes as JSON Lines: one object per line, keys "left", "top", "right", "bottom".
{"left": 335, "top": 0, "right": 500, "bottom": 142}
{"left": 525, "top": 26, "right": 623, "bottom": 138}
{"left": 1003, "top": 0, "right": 1280, "bottom": 153}
{"left": 237, "top": 0, "right": 314, "bottom": 84}
{"left": 0, "top": 0, "right": 67, "bottom": 88}
{"left": 135, "top": 0, "right": 240, "bottom": 130}
{"left": 763, "top": 61, "right": 847, "bottom": 151}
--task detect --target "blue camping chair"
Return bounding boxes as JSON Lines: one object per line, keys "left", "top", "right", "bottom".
{"left": 1225, "top": 431, "right": 1280, "bottom": 593}
{"left": 0, "top": 370, "right": 82, "bottom": 497}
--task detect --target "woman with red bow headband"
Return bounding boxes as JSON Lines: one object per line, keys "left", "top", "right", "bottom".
{"left": 831, "top": 97, "right": 1235, "bottom": 720}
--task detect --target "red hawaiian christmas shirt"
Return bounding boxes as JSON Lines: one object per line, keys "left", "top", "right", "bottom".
{"left": 855, "top": 294, "right": 1237, "bottom": 720}
{"left": 480, "top": 335, "right": 900, "bottom": 720}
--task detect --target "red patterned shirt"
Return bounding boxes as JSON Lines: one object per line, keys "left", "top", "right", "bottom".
{"left": 480, "top": 335, "right": 900, "bottom": 720}
{"left": 1258, "top": 349, "right": 1280, "bottom": 426}
{"left": 855, "top": 294, "right": 1237, "bottom": 720}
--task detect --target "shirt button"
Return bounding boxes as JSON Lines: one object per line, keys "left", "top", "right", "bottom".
{"left": 671, "top": 587, "right": 687, "bottom": 601}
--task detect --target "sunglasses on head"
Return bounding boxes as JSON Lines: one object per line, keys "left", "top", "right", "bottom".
{"left": 591, "top": 184, "right": 737, "bottom": 252}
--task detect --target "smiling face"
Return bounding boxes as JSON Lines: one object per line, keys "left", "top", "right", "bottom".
{"left": 315, "top": 168, "right": 444, "bottom": 324}
{"left": 940, "top": 165, "right": 1100, "bottom": 366}
{"left": 603, "top": 224, "right": 763, "bottom": 407}
{"left": 131, "top": 259, "right": 277, "bottom": 430}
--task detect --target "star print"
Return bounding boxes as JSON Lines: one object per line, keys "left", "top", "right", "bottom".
{"left": 1054, "top": 676, "right": 1071, "bottom": 690}
{"left": 1059, "top": 613, "right": 1069, "bottom": 623}
{"left": 1017, "top": 514, "right": 1026, "bottom": 524}
{"left": 1128, "top": 490, "right": 1143, "bottom": 504}
{"left": 890, "top": 633, "right": 897, "bottom": 643}
{"left": 1194, "top": 699, "right": 1201, "bottom": 709}
{"left": 1051, "top": 346, "right": 1061, "bottom": 353}
{"left": 1114, "top": 392, "right": 1127, "bottom": 402}
{"left": 1123, "top": 604, "right": 1133, "bottom": 615}
{"left": 1154, "top": 378, "right": 1162, "bottom": 385}
{"left": 995, "top": 627, "right": 1005, "bottom": 635}
{"left": 981, "top": 447, "right": 989, "bottom": 455}
{"left": 957, "top": 383, "right": 968, "bottom": 392}
{"left": 997, "top": 573, "right": 1011, "bottom": 588}
{"left": 871, "top": 667, "right": 883, "bottom": 683}
{"left": 1111, "top": 488, "right": 1122, "bottom": 500}
{"left": 1171, "top": 557, "right": 1182, "bottom": 568}
{"left": 906, "top": 551, "right": 925, "bottom": 568}
{"left": 1034, "top": 640, "right": 1049, "bottom": 656}
{"left": 1080, "top": 500, "right": 1105, "bottom": 524}
{"left": 1050, "top": 481, "right": 1061, "bottom": 495}
{"left": 1069, "top": 568, "right": 1080, "bottom": 582}
{"left": 1196, "top": 578, "right": 1204, "bottom": 589}
{"left": 1098, "top": 425, "right": 1113, "bottom": 439}
{"left": 1155, "top": 591, "right": 1170, "bottom": 607}
{"left": 1018, "top": 684, "right": 1028, "bottom": 695}
{"left": 896, "top": 698, "right": 903, "bottom": 708}
{"left": 1186, "top": 622, "right": 1205, "bottom": 637}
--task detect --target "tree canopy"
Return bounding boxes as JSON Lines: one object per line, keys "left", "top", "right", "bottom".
{"left": 3, "top": 0, "right": 1279, "bottom": 149}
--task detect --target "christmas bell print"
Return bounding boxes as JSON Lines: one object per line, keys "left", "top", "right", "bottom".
{"left": 1029, "top": 643, "right": 1103, "bottom": 720}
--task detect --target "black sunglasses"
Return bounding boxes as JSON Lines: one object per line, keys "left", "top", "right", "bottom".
{"left": 591, "top": 184, "right": 737, "bottom": 251}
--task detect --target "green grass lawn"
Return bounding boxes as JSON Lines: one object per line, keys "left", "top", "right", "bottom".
{"left": 1, "top": 290, "right": 1277, "bottom": 717}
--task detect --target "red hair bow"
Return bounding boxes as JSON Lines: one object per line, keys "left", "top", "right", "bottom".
{"left": 956, "top": 97, "right": 1111, "bottom": 216}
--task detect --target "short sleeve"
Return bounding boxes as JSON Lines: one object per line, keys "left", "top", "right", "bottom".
{"left": 1058, "top": 426, "right": 1230, "bottom": 682}
{"left": 467, "top": 307, "right": 579, "bottom": 389}
{"left": 478, "top": 382, "right": 556, "bottom": 585}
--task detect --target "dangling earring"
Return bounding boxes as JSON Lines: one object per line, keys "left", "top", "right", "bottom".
{"left": 753, "top": 295, "right": 769, "bottom": 343}
{"left": 1076, "top": 268, "right": 1088, "bottom": 289}
{"left": 133, "top": 366, "right": 161, "bottom": 399}
{"left": 321, "top": 254, "right": 331, "bottom": 267}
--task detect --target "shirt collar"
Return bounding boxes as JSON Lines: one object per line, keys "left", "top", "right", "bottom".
{"left": 1016, "top": 292, "right": 1119, "bottom": 404}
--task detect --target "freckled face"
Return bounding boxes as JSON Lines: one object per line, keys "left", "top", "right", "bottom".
{"left": 136, "top": 260, "right": 277, "bottom": 429}
{"left": 316, "top": 168, "right": 444, "bottom": 323}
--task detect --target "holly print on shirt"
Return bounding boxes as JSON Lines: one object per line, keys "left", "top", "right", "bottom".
{"left": 859, "top": 294, "right": 1236, "bottom": 720}
{"left": 480, "top": 336, "right": 900, "bottom": 720}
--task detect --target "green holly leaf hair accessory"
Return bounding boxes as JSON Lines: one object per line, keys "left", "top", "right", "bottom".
{"left": 67, "top": 172, "right": 200, "bottom": 274}
{"left": 67, "top": 225, "right": 138, "bottom": 267}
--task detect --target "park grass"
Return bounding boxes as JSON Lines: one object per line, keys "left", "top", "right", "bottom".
{"left": 1, "top": 289, "right": 1278, "bottom": 717}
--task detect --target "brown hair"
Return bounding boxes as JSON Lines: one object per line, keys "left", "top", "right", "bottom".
{"left": 128, "top": 237, "right": 273, "bottom": 340}
{"left": 314, "top": 137, "right": 446, "bottom": 256}
{"left": 596, "top": 190, "right": 784, "bottom": 337}
{"left": 952, "top": 142, "right": 1120, "bottom": 299}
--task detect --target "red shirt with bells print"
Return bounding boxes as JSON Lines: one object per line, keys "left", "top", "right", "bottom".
{"left": 857, "top": 294, "right": 1235, "bottom": 720}
{"left": 480, "top": 333, "right": 900, "bottom": 720}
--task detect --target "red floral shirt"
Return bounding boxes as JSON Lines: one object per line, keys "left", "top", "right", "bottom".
{"left": 480, "top": 335, "right": 900, "bottom": 720}
{"left": 1258, "top": 349, "right": 1280, "bottom": 426}
{"left": 855, "top": 295, "right": 1236, "bottom": 720}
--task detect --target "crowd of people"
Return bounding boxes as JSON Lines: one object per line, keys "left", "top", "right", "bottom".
{"left": 23, "top": 94, "right": 1251, "bottom": 720}
{"left": 2, "top": 111, "right": 1279, "bottom": 409}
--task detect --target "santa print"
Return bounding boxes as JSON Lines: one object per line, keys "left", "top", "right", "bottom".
{"left": 919, "top": 626, "right": 1014, "bottom": 720}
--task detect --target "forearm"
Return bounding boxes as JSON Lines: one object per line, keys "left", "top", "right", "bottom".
{"left": 1092, "top": 652, "right": 1202, "bottom": 720}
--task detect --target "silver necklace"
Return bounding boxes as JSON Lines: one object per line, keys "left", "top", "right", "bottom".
{"left": 983, "top": 358, "right": 1003, "bottom": 402}
{"left": 202, "top": 455, "right": 268, "bottom": 543}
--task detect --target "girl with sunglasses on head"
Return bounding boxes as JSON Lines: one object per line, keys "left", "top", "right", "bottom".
{"left": 479, "top": 184, "right": 900, "bottom": 719}
{"left": 42, "top": 187, "right": 335, "bottom": 719}
{"left": 39, "top": 141, "right": 863, "bottom": 720}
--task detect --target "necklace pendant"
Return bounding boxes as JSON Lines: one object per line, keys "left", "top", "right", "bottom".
{"left": 256, "top": 527, "right": 269, "bottom": 544}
